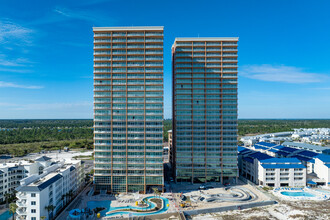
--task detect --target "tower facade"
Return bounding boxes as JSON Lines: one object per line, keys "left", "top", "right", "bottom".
{"left": 172, "top": 38, "right": 238, "bottom": 184}
{"left": 93, "top": 27, "right": 164, "bottom": 193}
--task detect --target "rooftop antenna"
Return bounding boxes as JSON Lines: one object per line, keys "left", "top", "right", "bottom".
{"left": 198, "top": 33, "right": 200, "bottom": 38}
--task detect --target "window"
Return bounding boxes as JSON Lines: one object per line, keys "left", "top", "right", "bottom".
{"left": 31, "top": 209, "right": 36, "bottom": 213}
{"left": 31, "top": 201, "right": 36, "bottom": 205}
{"left": 31, "top": 193, "right": 36, "bottom": 197}
{"left": 31, "top": 218, "right": 36, "bottom": 220}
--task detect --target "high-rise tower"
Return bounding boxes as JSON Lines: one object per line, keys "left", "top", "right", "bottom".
{"left": 172, "top": 38, "right": 238, "bottom": 184}
{"left": 93, "top": 27, "right": 164, "bottom": 193}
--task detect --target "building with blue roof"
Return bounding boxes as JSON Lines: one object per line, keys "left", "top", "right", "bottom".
{"left": 258, "top": 157, "right": 306, "bottom": 188}
{"left": 238, "top": 146, "right": 306, "bottom": 187}
{"left": 314, "top": 154, "right": 330, "bottom": 186}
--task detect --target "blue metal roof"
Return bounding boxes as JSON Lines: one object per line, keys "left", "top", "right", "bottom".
{"left": 279, "top": 147, "right": 299, "bottom": 153}
{"left": 256, "top": 142, "right": 276, "bottom": 147}
{"left": 293, "top": 155, "right": 311, "bottom": 162}
{"left": 260, "top": 157, "right": 301, "bottom": 163}
{"left": 238, "top": 146, "right": 248, "bottom": 153}
{"left": 261, "top": 163, "right": 306, "bottom": 169}
{"left": 315, "top": 154, "right": 330, "bottom": 163}
{"left": 249, "top": 152, "right": 273, "bottom": 160}
{"left": 254, "top": 145, "right": 268, "bottom": 150}
{"left": 297, "top": 150, "right": 319, "bottom": 158}
{"left": 276, "top": 151, "right": 290, "bottom": 157}
{"left": 308, "top": 159, "right": 315, "bottom": 163}
{"left": 243, "top": 157, "right": 254, "bottom": 163}
{"left": 273, "top": 145, "right": 285, "bottom": 150}
{"left": 269, "top": 149, "right": 279, "bottom": 153}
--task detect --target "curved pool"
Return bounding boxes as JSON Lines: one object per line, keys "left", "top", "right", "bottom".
{"left": 87, "top": 196, "right": 170, "bottom": 217}
{"left": 281, "top": 191, "right": 315, "bottom": 197}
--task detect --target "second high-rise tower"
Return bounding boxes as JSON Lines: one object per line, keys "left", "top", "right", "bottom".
{"left": 172, "top": 38, "right": 238, "bottom": 184}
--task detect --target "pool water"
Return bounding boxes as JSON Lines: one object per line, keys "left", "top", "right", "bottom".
{"left": 315, "top": 189, "right": 330, "bottom": 194}
{"left": 0, "top": 211, "right": 12, "bottom": 220}
{"left": 87, "top": 196, "right": 169, "bottom": 217}
{"left": 281, "top": 191, "right": 315, "bottom": 197}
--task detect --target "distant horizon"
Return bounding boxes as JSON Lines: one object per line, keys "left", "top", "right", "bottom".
{"left": 0, "top": 118, "right": 330, "bottom": 120}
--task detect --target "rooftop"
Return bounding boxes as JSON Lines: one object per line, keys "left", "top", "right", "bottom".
{"left": 17, "top": 173, "right": 62, "bottom": 192}
{"left": 261, "top": 163, "right": 306, "bottom": 169}
{"left": 35, "top": 156, "right": 52, "bottom": 162}
{"left": 315, "top": 154, "right": 330, "bottom": 163}
{"left": 175, "top": 37, "right": 239, "bottom": 42}
{"left": 93, "top": 26, "right": 164, "bottom": 31}
{"left": 260, "top": 157, "right": 301, "bottom": 164}
{"left": 282, "top": 141, "right": 330, "bottom": 152}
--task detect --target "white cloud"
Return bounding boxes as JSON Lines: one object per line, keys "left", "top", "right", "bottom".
{"left": 0, "top": 20, "right": 34, "bottom": 45}
{"left": 53, "top": 7, "right": 116, "bottom": 25}
{"left": 0, "top": 54, "right": 33, "bottom": 67}
{"left": 0, "top": 81, "right": 43, "bottom": 89}
{"left": 240, "top": 64, "right": 329, "bottom": 83}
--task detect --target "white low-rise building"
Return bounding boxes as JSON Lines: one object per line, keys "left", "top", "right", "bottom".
{"left": 238, "top": 146, "right": 307, "bottom": 187}
{"left": 0, "top": 156, "right": 55, "bottom": 203}
{"left": 16, "top": 159, "right": 84, "bottom": 220}
{"left": 258, "top": 158, "right": 306, "bottom": 187}
{"left": 313, "top": 154, "right": 330, "bottom": 187}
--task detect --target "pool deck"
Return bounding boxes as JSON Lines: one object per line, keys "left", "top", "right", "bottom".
{"left": 57, "top": 180, "right": 275, "bottom": 219}
{"left": 273, "top": 188, "right": 330, "bottom": 201}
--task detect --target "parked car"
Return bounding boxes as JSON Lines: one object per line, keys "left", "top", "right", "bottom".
{"left": 199, "top": 184, "right": 214, "bottom": 190}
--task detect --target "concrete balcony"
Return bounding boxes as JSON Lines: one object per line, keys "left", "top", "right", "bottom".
{"left": 16, "top": 200, "right": 27, "bottom": 207}
{"left": 17, "top": 208, "right": 27, "bottom": 215}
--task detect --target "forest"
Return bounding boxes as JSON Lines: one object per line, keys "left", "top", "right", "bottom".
{"left": 0, "top": 119, "right": 329, "bottom": 156}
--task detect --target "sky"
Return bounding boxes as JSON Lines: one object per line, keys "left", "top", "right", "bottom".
{"left": 0, "top": 0, "right": 330, "bottom": 119}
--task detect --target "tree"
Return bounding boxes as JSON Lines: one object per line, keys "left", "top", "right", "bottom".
{"left": 9, "top": 203, "right": 17, "bottom": 220}
{"left": 4, "top": 193, "right": 11, "bottom": 208}
{"left": 40, "top": 217, "right": 47, "bottom": 220}
{"left": 61, "top": 194, "right": 66, "bottom": 207}
{"left": 141, "top": 200, "right": 146, "bottom": 211}
{"left": 152, "top": 188, "right": 160, "bottom": 198}
{"left": 67, "top": 190, "right": 74, "bottom": 202}
{"left": 45, "top": 205, "right": 56, "bottom": 220}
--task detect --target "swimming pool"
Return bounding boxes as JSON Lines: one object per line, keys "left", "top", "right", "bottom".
{"left": 315, "top": 189, "right": 330, "bottom": 194}
{"left": 280, "top": 191, "right": 316, "bottom": 197}
{"left": 87, "top": 196, "right": 169, "bottom": 217}
{"left": 0, "top": 211, "right": 12, "bottom": 220}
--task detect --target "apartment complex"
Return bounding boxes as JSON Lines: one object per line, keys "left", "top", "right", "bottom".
{"left": 93, "top": 27, "right": 164, "bottom": 193}
{"left": 16, "top": 159, "right": 84, "bottom": 220}
{"left": 172, "top": 38, "right": 239, "bottom": 184}
{"left": 0, "top": 156, "right": 54, "bottom": 203}
{"left": 238, "top": 146, "right": 307, "bottom": 187}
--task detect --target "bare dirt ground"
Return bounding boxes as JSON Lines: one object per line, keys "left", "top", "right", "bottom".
{"left": 191, "top": 200, "right": 330, "bottom": 220}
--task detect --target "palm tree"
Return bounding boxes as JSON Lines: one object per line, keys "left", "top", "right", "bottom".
{"left": 61, "top": 194, "right": 66, "bottom": 207}
{"left": 152, "top": 188, "right": 159, "bottom": 198}
{"left": 141, "top": 200, "right": 146, "bottom": 211}
{"left": 40, "top": 216, "right": 46, "bottom": 220}
{"left": 45, "top": 205, "right": 56, "bottom": 220}
{"left": 9, "top": 203, "right": 17, "bottom": 220}
{"left": 68, "top": 190, "right": 74, "bottom": 202}
{"left": 4, "top": 193, "right": 11, "bottom": 208}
